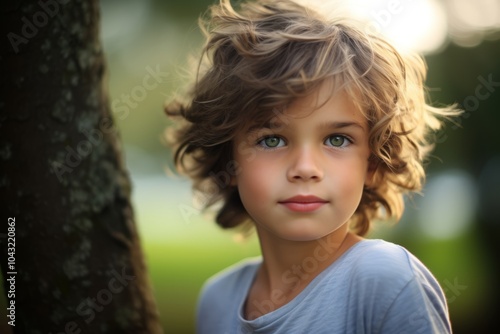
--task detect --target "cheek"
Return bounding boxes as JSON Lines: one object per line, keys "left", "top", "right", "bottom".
{"left": 333, "top": 159, "right": 368, "bottom": 197}
{"left": 235, "top": 156, "right": 278, "bottom": 202}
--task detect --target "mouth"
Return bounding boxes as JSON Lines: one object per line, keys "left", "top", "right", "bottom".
{"left": 278, "top": 195, "right": 329, "bottom": 213}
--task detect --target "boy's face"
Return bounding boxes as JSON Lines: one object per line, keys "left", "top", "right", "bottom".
{"left": 232, "top": 82, "right": 371, "bottom": 242}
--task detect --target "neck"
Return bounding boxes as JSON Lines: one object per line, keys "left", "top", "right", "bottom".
{"left": 255, "top": 225, "right": 361, "bottom": 295}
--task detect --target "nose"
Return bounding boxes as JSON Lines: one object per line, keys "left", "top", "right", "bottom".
{"left": 286, "top": 146, "right": 324, "bottom": 182}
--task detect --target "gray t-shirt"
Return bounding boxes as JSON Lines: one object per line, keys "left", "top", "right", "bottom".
{"left": 196, "top": 239, "right": 451, "bottom": 334}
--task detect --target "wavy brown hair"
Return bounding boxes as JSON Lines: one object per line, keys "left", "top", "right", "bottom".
{"left": 165, "top": 0, "right": 460, "bottom": 236}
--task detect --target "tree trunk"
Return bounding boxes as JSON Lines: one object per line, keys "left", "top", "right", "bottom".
{"left": 0, "top": 1, "right": 163, "bottom": 333}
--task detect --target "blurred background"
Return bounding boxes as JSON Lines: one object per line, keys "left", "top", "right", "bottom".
{"left": 35, "top": 0, "right": 500, "bottom": 332}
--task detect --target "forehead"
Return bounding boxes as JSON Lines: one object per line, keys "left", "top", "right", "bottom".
{"left": 243, "top": 81, "right": 367, "bottom": 134}
{"left": 288, "top": 82, "right": 364, "bottom": 120}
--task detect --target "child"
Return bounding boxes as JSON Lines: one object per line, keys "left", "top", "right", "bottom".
{"left": 165, "top": 0, "right": 460, "bottom": 333}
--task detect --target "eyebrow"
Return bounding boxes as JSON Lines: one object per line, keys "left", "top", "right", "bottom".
{"left": 319, "top": 121, "right": 366, "bottom": 131}
{"left": 246, "top": 121, "right": 285, "bottom": 134}
{"left": 247, "top": 120, "right": 365, "bottom": 134}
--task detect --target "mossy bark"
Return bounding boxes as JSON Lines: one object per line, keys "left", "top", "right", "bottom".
{"left": 0, "top": 1, "right": 162, "bottom": 333}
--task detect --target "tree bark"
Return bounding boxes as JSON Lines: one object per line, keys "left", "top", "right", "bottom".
{"left": 0, "top": 1, "right": 163, "bottom": 333}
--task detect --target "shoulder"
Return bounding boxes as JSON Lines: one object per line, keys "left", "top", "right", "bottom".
{"left": 201, "top": 256, "right": 260, "bottom": 293}
{"left": 197, "top": 257, "right": 261, "bottom": 312}
{"left": 196, "top": 257, "right": 261, "bottom": 334}
{"left": 347, "top": 239, "right": 447, "bottom": 306}
{"left": 348, "top": 239, "right": 433, "bottom": 284}
{"left": 344, "top": 239, "right": 450, "bottom": 333}
{"left": 343, "top": 239, "right": 447, "bottom": 311}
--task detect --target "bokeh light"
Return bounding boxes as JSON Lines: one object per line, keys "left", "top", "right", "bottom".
{"left": 303, "top": 0, "right": 500, "bottom": 53}
{"left": 417, "top": 170, "right": 477, "bottom": 239}
{"left": 446, "top": 0, "right": 500, "bottom": 47}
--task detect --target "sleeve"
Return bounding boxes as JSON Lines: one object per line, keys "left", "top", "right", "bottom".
{"left": 377, "top": 276, "right": 451, "bottom": 334}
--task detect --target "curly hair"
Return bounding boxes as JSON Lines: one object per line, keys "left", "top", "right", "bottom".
{"left": 165, "top": 0, "right": 460, "bottom": 236}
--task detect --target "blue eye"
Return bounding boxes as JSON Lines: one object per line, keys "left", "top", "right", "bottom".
{"left": 325, "top": 135, "right": 350, "bottom": 147}
{"left": 258, "top": 136, "right": 285, "bottom": 148}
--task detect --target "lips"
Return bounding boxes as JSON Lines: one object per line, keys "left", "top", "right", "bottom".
{"left": 278, "top": 195, "right": 329, "bottom": 213}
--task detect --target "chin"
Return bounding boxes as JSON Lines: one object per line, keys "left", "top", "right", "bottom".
{"left": 276, "top": 225, "right": 333, "bottom": 242}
